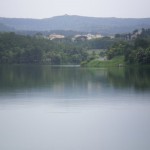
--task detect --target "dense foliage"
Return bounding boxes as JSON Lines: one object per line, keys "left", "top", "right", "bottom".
{"left": 0, "top": 32, "right": 117, "bottom": 64}
{"left": 107, "top": 28, "right": 150, "bottom": 64}
{"left": 1, "top": 28, "right": 150, "bottom": 65}
{"left": 0, "top": 32, "right": 89, "bottom": 64}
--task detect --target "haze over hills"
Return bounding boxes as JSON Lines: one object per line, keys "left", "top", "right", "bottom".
{"left": 0, "top": 15, "right": 150, "bottom": 35}
{"left": 0, "top": 23, "right": 15, "bottom": 31}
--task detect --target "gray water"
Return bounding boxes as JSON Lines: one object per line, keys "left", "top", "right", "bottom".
{"left": 0, "top": 65, "right": 150, "bottom": 150}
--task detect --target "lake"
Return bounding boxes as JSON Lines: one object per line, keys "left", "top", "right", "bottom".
{"left": 0, "top": 65, "right": 150, "bottom": 150}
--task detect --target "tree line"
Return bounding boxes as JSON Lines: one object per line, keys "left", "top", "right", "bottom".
{"left": 0, "top": 32, "right": 117, "bottom": 64}
{"left": 107, "top": 28, "right": 150, "bottom": 64}
{"left": 0, "top": 32, "right": 89, "bottom": 64}
{"left": 1, "top": 29, "right": 149, "bottom": 65}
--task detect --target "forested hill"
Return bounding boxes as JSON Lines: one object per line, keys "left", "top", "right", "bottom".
{"left": 0, "top": 31, "right": 117, "bottom": 64}
{"left": 0, "top": 32, "right": 89, "bottom": 64}
{"left": 0, "top": 15, "right": 150, "bottom": 35}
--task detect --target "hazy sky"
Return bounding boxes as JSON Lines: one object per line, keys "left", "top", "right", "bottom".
{"left": 0, "top": 0, "right": 150, "bottom": 18}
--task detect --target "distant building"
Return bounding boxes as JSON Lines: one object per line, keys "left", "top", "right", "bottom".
{"left": 75, "top": 35, "right": 87, "bottom": 41}
{"left": 48, "top": 33, "right": 65, "bottom": 40}
{"left": 72, "top": 33, "right": 103, "bottom": 41}
{"left": 86, "top": 34, "right": 103, "bottom": 40}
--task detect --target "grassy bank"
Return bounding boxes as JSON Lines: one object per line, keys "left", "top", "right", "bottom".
{"left": 81, "top": 56, "right": 125, "bottom": 67}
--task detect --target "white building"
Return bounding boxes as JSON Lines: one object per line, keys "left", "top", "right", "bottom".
{"left": 48, "top": 34, "right": 65, "bottom": 40}
{"left": 72, "top": 33, "right": 103, "bottom": 41}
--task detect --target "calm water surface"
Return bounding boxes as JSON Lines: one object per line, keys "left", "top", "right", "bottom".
{"left": 0, "top": 65, "right": 150, "bottom": 150}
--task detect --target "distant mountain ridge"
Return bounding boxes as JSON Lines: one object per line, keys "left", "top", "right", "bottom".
{"left": 0, "top": 15, "right": 150, "bottom": 35}
{"left": 0, "top": 23, "right": 15, "bottom": 31}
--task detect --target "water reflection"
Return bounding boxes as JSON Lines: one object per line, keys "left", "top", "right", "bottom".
{"left": 0, "top": 65, "right": 150, "bottom": 150}
{"left": 0, "top": 65, "right": 150, "bottom": 103}
{"left": 107, "top": 66, "right": 150, "bottom": 90}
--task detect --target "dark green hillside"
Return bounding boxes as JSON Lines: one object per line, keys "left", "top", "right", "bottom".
{"left": 0, "top": 32, "right": 88, "bottom": 64}
{"left": 107, "top": 29, "right": 150, "bottom": 64}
